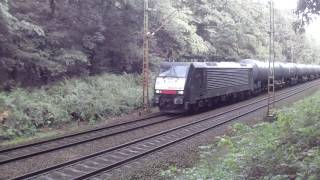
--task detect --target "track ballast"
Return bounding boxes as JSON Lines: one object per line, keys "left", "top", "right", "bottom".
{"left": 11, "top": 80, "right": 320, "bottom": 180}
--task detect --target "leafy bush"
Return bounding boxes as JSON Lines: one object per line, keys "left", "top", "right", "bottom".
{"left": 0, "top": 74, "right": 143, "bottom": 139}
{"left": 163, "top": 92, "right": 320, "bottom": 179}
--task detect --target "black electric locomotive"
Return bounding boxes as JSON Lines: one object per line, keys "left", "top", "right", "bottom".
{"left": 153, "top": 59, "right": 320, "bottom": 113}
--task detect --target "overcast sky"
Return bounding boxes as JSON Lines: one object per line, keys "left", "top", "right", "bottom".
{"left": 274, "top": 0, "right": 297, "bottom": 9}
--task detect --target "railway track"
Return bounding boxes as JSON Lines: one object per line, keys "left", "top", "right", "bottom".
{"left": 0, "top": 80, "right": 316, "bottom": 166}
{"left": 0, "top": 113, "right": 183, "bottom": 165}
{"left": 10, "top": 80, "right": 320, "bottom": 180}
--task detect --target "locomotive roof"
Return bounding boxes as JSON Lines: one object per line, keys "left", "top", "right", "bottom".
{"left": 160, "top": 61, "right": 251, "bottom": 69}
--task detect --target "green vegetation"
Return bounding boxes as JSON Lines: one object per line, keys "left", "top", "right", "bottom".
{"left": 296, "top": 0, "right": 320, "bottom": 26}
{"left": 0, "top": 74, "right": 143, "bottom": 140}
{"left": 0, "top": 0, "right": 319, "bottom": 146}
{"left": 1, "top": 131, "right": 61, "bottom": 146}
{"left": 162, "top": 92, "right": 320, "bottom": 179}
{"left": 1, "top": 0, "right": 320, "bottom": 88}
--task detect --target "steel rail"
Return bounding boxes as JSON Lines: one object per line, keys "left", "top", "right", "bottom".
{"left": 0, "top": 113, "right": 183, "bottom": 165}
{"left": 3, "top": 80, "right": 316, "bottom": 165}
{"left": 0, "top": 112, "right": 163, "bottom": 153}
{"left": 77, "top": 81, "right": 320, "bottom": 180}
{"left": 1, "top": 80, "right": 319, "bottom": 166}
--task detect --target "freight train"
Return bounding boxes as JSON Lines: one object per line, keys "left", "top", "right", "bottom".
{"left": 153, "top": 59, "right": 320, "bottom": 113}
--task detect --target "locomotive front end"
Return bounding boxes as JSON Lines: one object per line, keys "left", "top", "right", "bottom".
{"left": 153, "top": 63, "right": 190, "bottom": 113}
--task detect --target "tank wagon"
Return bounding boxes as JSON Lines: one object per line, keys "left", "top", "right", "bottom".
{"left": 153, "top": 59, "right": 320, "bottom": 113}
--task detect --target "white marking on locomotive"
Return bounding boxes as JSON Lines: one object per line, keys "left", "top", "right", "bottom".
{"left": 155, "top": 77, "right": 186, "bottom": 91}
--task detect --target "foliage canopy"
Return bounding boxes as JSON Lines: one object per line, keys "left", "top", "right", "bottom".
{"left": 0, "top": 0, "right": 319, "bottom": 88}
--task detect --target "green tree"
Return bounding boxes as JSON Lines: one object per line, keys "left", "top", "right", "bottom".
{"left": 1, "top": 0, "right": 319, "bottom": 89}
{"left": 296, "top": 0, "right": 320, "bottom": 23}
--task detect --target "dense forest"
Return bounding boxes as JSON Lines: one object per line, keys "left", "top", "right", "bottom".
{"left": 0, "top": 0, "right": 319, "bottom": 89}
{"left": 0, "top": 1, "right": 320, "bottom": 179}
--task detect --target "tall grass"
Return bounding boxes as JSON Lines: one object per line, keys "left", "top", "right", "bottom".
{"left": 0, "top": 74, "right": 143, "bottom": 139}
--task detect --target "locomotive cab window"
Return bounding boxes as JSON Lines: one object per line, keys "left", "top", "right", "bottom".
{"left": 159, "top": 65, "right": 190, "bottom": 78}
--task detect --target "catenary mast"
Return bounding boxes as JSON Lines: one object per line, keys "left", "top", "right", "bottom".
{"left": 267, "top": 0, "right": 275, "bottom": 117}
{"left": 143, "top": 0, "right": 150, "bottom": 111}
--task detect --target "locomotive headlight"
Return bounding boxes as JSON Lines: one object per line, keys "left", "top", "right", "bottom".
{"left": 174, "top": 96, "right": 184, "bottom": 104}
{"left": 177, "top": 91, "right": 184, "bottom": 95}
{"left": 156, "top": 90, "right": 160, "bottom": 94}
{"left": 153, "top": 96, "right": 159, "bottom": 104}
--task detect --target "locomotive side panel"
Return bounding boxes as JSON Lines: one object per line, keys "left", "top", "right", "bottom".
{"left": 204, "top": 68, "right": 253, "bottom": 98}
{"left": 185, "top": 67, "right": 254, "bottom": 110}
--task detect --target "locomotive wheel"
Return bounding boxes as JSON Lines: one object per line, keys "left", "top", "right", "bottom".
{"left": 245, "top": 91, "right": 251, "bottom": 99}
{"left": 191, "top": 103, "right": 200, "bottom": 112}
{"left": 207, "top": 99, "right": 213, "bottom": 108}
{"left": 239, "top": 92, "right": 245, "bottom": 101}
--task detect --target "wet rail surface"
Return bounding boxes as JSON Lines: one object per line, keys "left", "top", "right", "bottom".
{"left": 11, "top": 80, "right": 320, "bottom": 180}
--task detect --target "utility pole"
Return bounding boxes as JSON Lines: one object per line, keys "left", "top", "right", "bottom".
{"left": 291, "top": 44, "right": 294, "bottom": 63}
{"left": 143, "top": 0, "right": 150, "bottom": 112}
{"left": 141, "top": 0, "right": 177, "bottom": 113}
{"left": 267, "top": 0, "right": 275, "bottom": 118}
{"left": 272, "top": 2, "right": 276, "bottom": 109}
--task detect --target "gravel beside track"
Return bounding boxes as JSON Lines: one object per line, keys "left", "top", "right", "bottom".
{"left": 0, "top": 113, "right": 183, "bottom": 165}
{"left": 6, "top": 80, "right": 320, "bottom": 180}
{"left": 0, "top": 114, "right": 192, "bottom": 179}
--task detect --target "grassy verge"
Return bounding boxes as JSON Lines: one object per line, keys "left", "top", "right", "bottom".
{"left": 0, "top": 74, "right": 144, "bottom": 141}
{"left": 162, "top": 92, "right": 320, "bottom": 179}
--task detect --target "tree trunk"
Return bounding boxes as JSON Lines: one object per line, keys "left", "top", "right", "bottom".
{"left": 49, "top": 0, "right": 55, "bottom": 18}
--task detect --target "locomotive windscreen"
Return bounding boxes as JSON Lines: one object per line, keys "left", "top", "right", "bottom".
{"left": 155, "top": 64, "right": 190, "bottom": 91}
{"left": 159, "top": 65, "right": 189, "bottom": 78}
